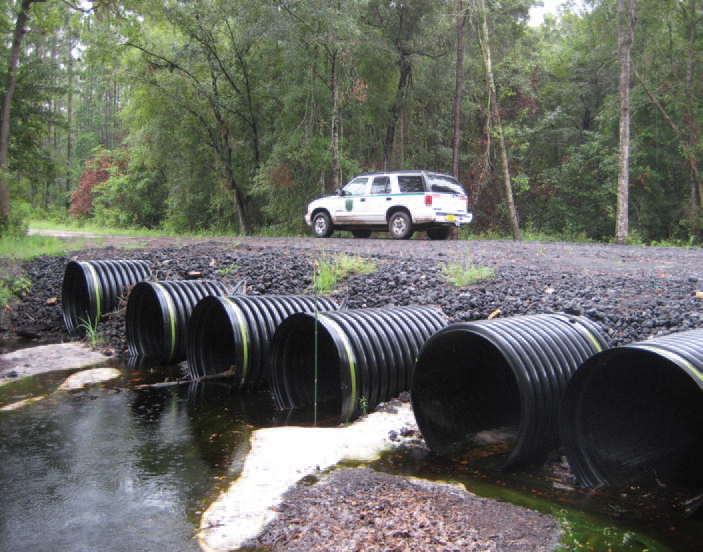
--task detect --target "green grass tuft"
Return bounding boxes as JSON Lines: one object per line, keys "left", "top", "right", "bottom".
{"left": 313, "top": 253, "right": 377, "bottom": 294}
{"left": 442, "top": 255, "right": 495, "bottom": 287}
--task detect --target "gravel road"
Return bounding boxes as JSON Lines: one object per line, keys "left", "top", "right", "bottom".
{"left": 5, "top": 235, "right": 703, "bottom": 354}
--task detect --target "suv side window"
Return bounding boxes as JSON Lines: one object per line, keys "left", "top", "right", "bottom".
{"left": 370, "top": 176, "right": 390, "bottom": 194}
{"left": 398, "top": 175, "right": 425, "bottom": 193}
{"left": 342, "top": 177, "right": 368, "bottom": 196}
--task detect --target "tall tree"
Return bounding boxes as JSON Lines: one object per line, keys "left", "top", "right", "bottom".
{"left": 453, "top": 0, "right": 469, "bottom": 178}
{"left": 0, "top": 0, "right": 47, "bottom": 231}
{"left": 279, "top": 0, "right": 360, "bottom": 192}
{"left": 615, "top": 0, "right": 635, "bottom": 244}
{"left": 474, "top": 0, "right": 521, "bottom": 241}
{"left": 365, "top": 0, "right": 442, "bottom": 169}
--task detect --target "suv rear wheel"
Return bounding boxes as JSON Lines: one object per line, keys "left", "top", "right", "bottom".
{"left": 389, "top": 211, "right": 414, "bottom": 240}
{"left": 427, "top": 227, "right": 452, "bottom": 240}
{"left": 312, "top": 211, "right": 333, "bottom": 238}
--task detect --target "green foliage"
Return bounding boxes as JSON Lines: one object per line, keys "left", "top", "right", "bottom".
{"left": 217, "top": 264, "right": 240, "bottom": 276}
{"left": 93, "top": 151, "right": 168, "bottom": 229}
{"left": 312, "top": 253, "right": 377, "bottom": 294}
{"left": 358, "top": 396, "right": 369, "bottom": 417}
{"left": 70, "top": 149, "right": 130, "bottom": 219}
{"left": 442, "top": 255, "right": 496, "bottom": 288}
{"left": 6, "top": 0, "right": 703, "bottom": 244}
{"left": 0, "top": 275, "right": 32, "bottom": 310}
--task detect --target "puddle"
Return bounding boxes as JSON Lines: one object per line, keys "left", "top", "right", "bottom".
{"left": 0, "top": 364, "right": 270, "bottom": 552}
{"left": 0, "top": 358, "right": 700, "bottom": 552}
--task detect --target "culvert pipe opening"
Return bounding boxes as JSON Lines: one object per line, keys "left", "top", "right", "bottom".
{"left": 561, "top": 340, "right": 703, "bottom": 490}
{"left": 411, "top": 330, "right": 522, "bottom": 460}
{"left": 270, "top": 306, "right": 447, "bottom": 422}
{"left": 411, "top": 314, "right": 610, "bottom": 469}
{"left": 186, "top": 296, "right": 238, "bottom": 380}
{"left": 269, "top": 313, "right": 344, "bottom": 416}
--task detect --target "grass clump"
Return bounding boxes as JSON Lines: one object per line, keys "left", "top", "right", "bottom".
{"left": 77, "top": 316, "right": 103, "bottom": 348}
{"left": 0, "top": 275, "right": 32, "bottom": 309}
{"left": 313, "top": 253, "right": 377, "bottom": 294}
{"left": 442, "top": 256, "right": 495, "bottom": 287}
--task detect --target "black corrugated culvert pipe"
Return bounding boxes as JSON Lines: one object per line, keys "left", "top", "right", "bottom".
{"left": 411, "top": 314, "right": 610, "bottom": 470}
{"left": 561, "top": 328, "right": 703, "bottom": 490}
{"left": 62, "top": 259, "right": 152, "bottom": 337}
{"left": 186, "top": 295, "right": 339, "bottom": 388}
{"left": 126, "top": 279, "right": 243, "bottom": 363}
{"left": 269, "top": 306, "right": 448, "bottom": 421}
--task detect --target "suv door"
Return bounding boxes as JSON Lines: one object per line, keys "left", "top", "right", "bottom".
{"left": 333, "top": 176, "right": 369, "bottom": 223}
{"left": 359, "top": 175, "right": 392, "bottom": 224}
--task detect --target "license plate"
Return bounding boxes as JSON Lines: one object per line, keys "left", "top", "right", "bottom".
{"left": 447, "top": 214, "right": 455, "bottom": 222}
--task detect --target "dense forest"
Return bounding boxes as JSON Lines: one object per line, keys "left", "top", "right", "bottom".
{"left": 1, "top": 0, "right": 702, "bottom": 244}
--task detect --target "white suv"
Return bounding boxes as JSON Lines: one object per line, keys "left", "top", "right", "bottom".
{"left": 304, "top": 170, "right": 473, "bottom": 240}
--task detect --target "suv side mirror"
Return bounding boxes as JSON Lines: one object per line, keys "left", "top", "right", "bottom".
{"left": 336, "top": 188, "right": 345, "bottom": 196}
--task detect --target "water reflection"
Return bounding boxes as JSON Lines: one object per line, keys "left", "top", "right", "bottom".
{"left": 0, "top": 377, "right": 269, "bottom": 552}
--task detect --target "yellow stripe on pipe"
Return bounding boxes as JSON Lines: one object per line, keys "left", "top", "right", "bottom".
{"left": 318, "top": 315, "right": 357, "bottom": 419}
{"left": 554, "top": 314, "right": 605, "bottom": 352}
{"left": 636, "top": 344, "right": 703, "bottom": 386}
{"left": 84, "top": 262, "right": 102, "bottom": 323}
{"left": 153, "top": 283, "right": 178, "bottom": 362}
{"left": 225, "top": 298, "right": 249, "bottom": 386}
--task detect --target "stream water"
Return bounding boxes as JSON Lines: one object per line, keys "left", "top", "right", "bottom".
{"left": 0, "top": 359, "right": 700, "bottom": 552}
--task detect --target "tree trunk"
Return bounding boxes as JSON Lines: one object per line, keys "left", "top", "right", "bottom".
{"left": 452, "top": 1, "right": 468, "bottom": 178}
{"left": 384, "top": 52, "right": 412, "bottom": 169}
{"left": 66, "top": 38, "right": 74, "bottom": 209}
{"left": 475, "top": 0, "right": 521, "bottom": 241}
{"left": 330, "top": 49, "right": 341, "bottom": 191}
{"left": 684, "top": 0, "right": 702, "bottom": 240}
{"left": 615, "top": 0, "right": 635, "bottom": 245}
{"left": 0, "top": 0, "right": 44, "bottom": 230}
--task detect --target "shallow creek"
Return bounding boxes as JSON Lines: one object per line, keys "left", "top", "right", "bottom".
{"left": 0, "top": 354, "right": 700, "bottom": 552}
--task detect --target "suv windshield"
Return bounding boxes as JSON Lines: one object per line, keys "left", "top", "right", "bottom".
{"left": 427, "top": 174, "right": 465, "bottom": 195}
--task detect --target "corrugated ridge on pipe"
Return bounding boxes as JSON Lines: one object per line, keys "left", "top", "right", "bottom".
{"left": 186, "top": 295, "right": 339, "bottom": 388}
{"left": 269, "top": 306, "right": 448, "bottom": 422}
{"left": 61, "top": 259, "right": 152, "bottom": 337}
{"left": 125, "top": 279, "right": 243, "bottom": 363}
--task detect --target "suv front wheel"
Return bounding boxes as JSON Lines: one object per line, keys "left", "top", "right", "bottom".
{"left": 389, "top": 211, "right": 414, "bottom": 240}
{"left": 312, "top": 211, "right": 334, "bottom": 238}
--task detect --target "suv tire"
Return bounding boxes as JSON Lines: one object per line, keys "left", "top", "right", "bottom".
{"left": 389, "top": 211, "right": 414, "bottom": 240}
{"left": 312, "top": 211, "right": 333, "bottom": 238}
{"left": 427, "top": 227, "right": 452, "bottom": 240}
